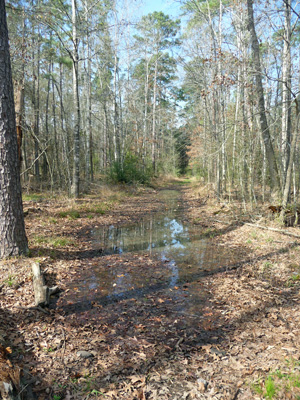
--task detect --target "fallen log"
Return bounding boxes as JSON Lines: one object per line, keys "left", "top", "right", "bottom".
{"left": 245, "top": 223, "right": 300, "bottom": 239}
{"left": 32, "top": 262, "right": 59, "bottom": 307}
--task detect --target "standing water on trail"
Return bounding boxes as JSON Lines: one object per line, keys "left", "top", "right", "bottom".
{"left": 94, "top": 190, "right": 211, "bottom": 292}
{"left": 58, "top": 190, "right": 238, "bottom": 321}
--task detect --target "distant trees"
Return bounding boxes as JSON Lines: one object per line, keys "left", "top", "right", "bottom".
{"left": 0, "top": 0, "right": 28, "bottom": 258}
{"left": 133, "top": 11, "right": 181, "bottom": 173}
{"left": 6, "top": 0, "right": 182, "bottom": 193}
{"left": 181, "top": 0, "right": 300, "bottom": 205}
{"left": 4, "top": 0, "right": 300, "bottom": 206}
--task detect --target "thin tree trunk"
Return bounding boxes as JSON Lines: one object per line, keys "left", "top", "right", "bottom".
{"left": 143, "top": 58, "right": 149, "bottom": 164}
{"left": 43, "top": 59, "right": 51, "bottom": 179}
{"left": 281, "top": 0, "right": 292, "bottom": 184}
{"left": 113, "top": 51, "right": 120, "bottom": 164}
{"left": 152, "top": 59, "right": 158, "bottom": 173}
{"left": 84, "top": 0, "right": 93, "bottom": 183}
{"left": 281, "top": 105, "right": 300, "bottom": 215}
{"left": 246, "top": 0, "right": 281, "bottom": 193}
{"left": 71, "top": 0, "right": 80, "bottom": 197}
{"left": 32, "top": 12, "right": 41, "bottom": 184}
{"left": 52, "top": 62, "right": 61, "bottom": 187}
{"left": 14, "top": 8, "right": 26, "bottom": 169}
{"left": 59, "top": 62, "right": 71, "bottom": 192}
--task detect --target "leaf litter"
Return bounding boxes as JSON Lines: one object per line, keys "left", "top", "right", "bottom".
{"left": 0, "top": 183, "right": 300, "bottom": 399}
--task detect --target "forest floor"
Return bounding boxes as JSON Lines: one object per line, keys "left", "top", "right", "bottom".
{"left": 1, "top": 178, "right": 300, "bottom": 400}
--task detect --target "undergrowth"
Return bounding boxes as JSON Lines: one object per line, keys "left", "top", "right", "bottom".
{"left": 108, "top": 152, "right": 153, "bottom": 184}
{"left": 252, "top": 358, "right": 300, "bottom": 399}
{"left": 32, "top": 235, "right": 75, "bottom": 248}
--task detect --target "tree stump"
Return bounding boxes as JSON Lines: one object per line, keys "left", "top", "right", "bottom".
{"left": 32, "top": 262, "right": 59, "bottom": 307}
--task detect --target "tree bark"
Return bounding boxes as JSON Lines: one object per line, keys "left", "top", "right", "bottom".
{"left": 281, "top": 104, "right": 300, "bottom": 218}
{"left": 71, "top": 0, "right": 80, "bottom": 198}
{"left": 32, "top": 7, "right": 41, "bottom": 184}
{"left": 0, "top": 0, "right": 28, "bottom": 258}
{"left": 281, "top": 0, "right": 292, "bottom": 183}
{"left": 152, "top": 59, "right": 158, "bottom": 172}
{"left": 14, "top": 11, "right": 25, "bottom": 169}
{"left": 246, "top": 0, "right": 281, "bottom": 193}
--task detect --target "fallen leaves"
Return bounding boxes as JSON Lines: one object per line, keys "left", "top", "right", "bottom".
{"left": 1, "top": 185, "right": 300, "bottom": 399}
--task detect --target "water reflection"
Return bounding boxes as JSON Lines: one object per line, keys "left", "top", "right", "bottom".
{"left": 59, "top": 190, "right": 237, "bottom": 321}
{"left": 92, "top": 190, "right": 211, "bottom": 293}
{"left": 96, "top": 216, "right": 192, "bottom": 255}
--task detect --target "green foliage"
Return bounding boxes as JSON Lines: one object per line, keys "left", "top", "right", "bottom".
{"left": 135, "top": 11, "right": 181, "bottom": 50}
{"left": 133, "top": 53, "right": 178, "bottom": 89}
{"left": 4, "top": 275, "right": 16, "bottom": 287}
{"left": 287, "top": 273, "right": 300, "bottom": 287}
{"left": 33, "top": 235, "right": 74, "bottom": 248}
{"left": 174, "top": 129, "right": 190, "bottom": 175}
{"left": 252, "top": 359, "right": 300, "bottom": 399}
{"left": 109, "top": 153, "right": 153, "bottom": 184}
{"left": 82, "top": 203, "right": 109, "bottom": 215}
{"left": 265, "top": 376, "right": 276, "bottom": 399}
{"left": 57, "top": 56, "right": 73, "bottom": 69}
{"left": 290, "top": 274, "right": 300, "bottom": 282}
{"left": 23, "top": 193, "right": 44, "bottom": 202}
{"left": 58, "top": 210, "right": 80, "bottom": 219}
{"left": 69, "top": 374, "right": 104, "bottom": 397}
{"left": 182, "top": 0, "right": 231, "bottom": 28}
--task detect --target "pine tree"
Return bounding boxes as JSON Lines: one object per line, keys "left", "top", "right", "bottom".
{"left": 0, "top": 0, "right": 28, "bottom": 259}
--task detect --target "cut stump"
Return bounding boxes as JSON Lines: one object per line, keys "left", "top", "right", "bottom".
{"left": 32, "top": 262, "right": 59, "bottom": 307}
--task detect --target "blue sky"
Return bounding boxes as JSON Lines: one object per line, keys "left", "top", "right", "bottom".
{"left": 140, "top": 0, "right": 182, "bottom": 18}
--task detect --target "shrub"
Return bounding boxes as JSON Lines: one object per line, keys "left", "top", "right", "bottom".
{"left": 109, "top": 152, "right": 153, "bottom": 184}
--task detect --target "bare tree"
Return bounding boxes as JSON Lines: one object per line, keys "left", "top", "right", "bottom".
{"left": 246, "top": 0, "right": 281, "bottom": 193}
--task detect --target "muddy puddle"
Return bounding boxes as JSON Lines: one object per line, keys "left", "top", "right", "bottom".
{"left": 59, "top": 190, "right": 238, "bottom": 320}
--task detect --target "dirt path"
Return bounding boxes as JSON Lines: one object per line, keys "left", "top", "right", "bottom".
{"left": 1, "top": 182, "right": 300, "bottom": 399}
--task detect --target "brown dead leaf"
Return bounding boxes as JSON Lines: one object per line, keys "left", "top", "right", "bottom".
{"left": 105, "top": 389, "right": 118, "bottom": 398}
{"left": 201, "top": 344, "right": 212, "bottom": 354}
{"left": 130, "top": 375, "right": 145, "bottom": 385}
{"left": 130, "top": 376, "right": 142, "bottom": 384}
{"left": 135, "top": 388, "right": 146, "bottom": 400}
{"left": 134, "top": 324, "right": 146, "bottom": 330}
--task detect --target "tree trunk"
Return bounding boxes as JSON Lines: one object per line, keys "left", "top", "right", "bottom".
{"left": 14, "top": 83, "right": 24, "bottom": 168}
{"left": 281, "top": 0, "right": 292, "bottom": 184}
{"left": 14, "top": 11, "right": 25, "bottom": 169}
{"left": 246, "top": 0, "right": 281, "bottom": 193}
{"left": 281, "top": 104, "right": 300, "bottom": 217}
{"left": 71, "top": 0, "right": 80, "bottom": 198}
{"left": 84, "top": 0, "right": 93, "bottom": 183}
{"left": 113, "top": 52, "right": 120, "bottom": 164}
{"left": 152, "top": 59, "right": 158, "bottom": 173}
{"left": 52, "top": 61, "right": 61, "bottom": 187}
{"left": 143, "top": 58, "right": 149, "bottom": 164}
{"left": 32, "top": 17, "right": 41, "bottom": 184}
{"left": 0, "top": 0, "right": 28, "bottom": 258}
{"left": 59, "top": 62, "right": 71, "bottom": 192}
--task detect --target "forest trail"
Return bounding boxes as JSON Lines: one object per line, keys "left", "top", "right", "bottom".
{"left": 1, "top": 180, "right": 300, "bottom": 399}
